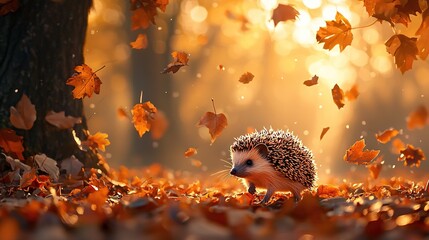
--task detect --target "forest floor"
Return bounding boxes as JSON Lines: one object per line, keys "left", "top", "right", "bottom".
{"left": 0, "top": 164, "right": 429, "bottom": 240}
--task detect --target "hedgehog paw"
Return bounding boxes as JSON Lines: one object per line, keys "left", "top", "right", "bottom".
{"left": 258, "top": 189, "right": 274, "bottom": 205}
{"left": 248, "top": 182, "right": 256, "bottom": 194}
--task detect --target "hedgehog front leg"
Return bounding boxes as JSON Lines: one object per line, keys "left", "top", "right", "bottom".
{"left": 247, "top": 182, "right": 256, "bottom": 194}
{"left": 260, "top": 188, "right": 274, "bottom": 205}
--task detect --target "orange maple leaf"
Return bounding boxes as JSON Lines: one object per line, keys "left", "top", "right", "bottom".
{"left": 239, "top": 72, "right": 254, "bottom": 84}
{"left": 385, "top": 34, "right": 418, "bottom": 73}
{"left": 303, "top": 75, "right": 318, "bottom": 86}
{"left": 344, "top": 139, "right": 380, "bottom": 165}
{"left": 84, "top": 132, "right": 111, "bottom": 152}
{"left": 20, "top": 168, "right": 37, "bottom": 188}
{"left": 363, "top": 0, "right": 402, "bottom": 23}
{"left": 345, "top": 84, "right": 359, "bottom": 101}
{"left": 161, "top": 51, "right": 189, "bottom": 74}
{"left": 272, "top": 4, "right": 299, "bottom": 27}
{"left": 375, "top": 128, "right": 399, "bottom": 144}
{"left": 130, "top": 33, "right": 148, "bottom": 50}
{"left": 0, "top": 128, "right": 24, "bottom": 160}
{"left": 398, "top": 144, "right": 426, "bottom": 167}
{"left": 331, "top": 84, "right": 345, "bottom": 109}
{"left": 131, "top": 101, "right": 158, "bottom": 137}
{"left": 9, "top": 94, "right": 36, "bottom": 130}
{"left": 367, "top": 156, "right": 384, "bottom": 179}
{"left": 197, "top": 99, "right": 228, "bottom": 144}
{"left": 406, "top": 105, "right": 428, "bottom": 130}
{"left": 316, "top": 11, "right": 353, "bottom": 52}
{"left": 66, "top": 64, "right": 104, "bottom": 99}
{"left": 130, "top": 0, "right": 168, "bottom": 30}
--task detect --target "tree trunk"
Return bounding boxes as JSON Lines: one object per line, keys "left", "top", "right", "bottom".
{"left": 0, "top": 0, "right": 98, "bottom": 170}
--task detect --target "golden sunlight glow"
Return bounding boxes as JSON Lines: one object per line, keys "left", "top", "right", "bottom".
{"left": 303, "top": 0, "right": 322, "bottom": 9}
{"left": 260, "top": 0, "right": 278, "bottom": 10}
{"left": 190, "top": 6, "right": 208, "bottom": 23}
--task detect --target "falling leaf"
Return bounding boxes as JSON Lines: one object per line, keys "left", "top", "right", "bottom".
{"left": 66, "top": 64, "right": 104, "bottom": 99}
{"left": 345, "top": 84, "right": 359, "bottom": 101}
{"left": 130, "top": 33, "right": 148, "bottom": 49}
{"left": 363, "top": 0, "right": 402, "bottom": 23}
{"left": 367, "top": 156, "right": 384, "bottom": 179}
{"left": 197, "top": 100, "right": 228, "bottom": 144}
{"left": 117, "top": 107, "right": 130, "bottom": 119}
{"left": 225, "top": 10, "right": 249, "bottom": 31}
{"left": 320, "top": 127, "right": 330, "bottom": 140}
{"left": 150, "top": 110, "right": 169, "bottom": 140}
{"left": 344, "top": 139, "right": 380, "bottom": 165}
{"left": 0, "top": 0, "right": 19, "bottom": 16}
{"left": 416, "top": 10, "right": 429, "bottom": 59}
{"left": 398, "top": 144, "right": 426, "bottom": 167}
{"left": 391, "top": 138, "right": 405, "bottom": 154}
{"left": 303, "top": 75, "right": 318, "bottom": 86}
{"left": 20, "top": 169, "right": 37, "bottom": 188}
{"left": 316, "top": 11, "right": 353, "bottom": 52}
{"left": 331, "top": 84, "right": 345, "bottom": 109}
{"left": 184, "top": 147, "right": 197, "bottom": 158}
{"left": 83, "top": 132, "right": 111, "bottom": 152}
{"left": 0, "top": 128, "right": 24, "bottom": 160}
{"left": 385, "top": 34, "right": 418, "bottom": 73}
{"left": 45, "top": 111, "right": 82, "bottom": 129}
{"left": 376, "top": 128, "right": 399, "bottom": 143}
{"left": 33, "top": 154, "right": 59, "bottom": 182}
{"left": 272, "top": 4, "right": 299, "bottom": 27}
{"left": 9, "top": 94, "right": 36, "bottom": 130}
{"left": 60, "top": 155, "right": 84, "bottom": 177}
{"left": 161, "top": 51, "right": 189, "bottom": 74}
{"left": 131, "top": 101, "right": 158, "bottom": 137}
{"left": 406, "top": 105, "right": 428, "bottom": 130}
{"left": 3, "top": 154, "right": 31, "bottom": 172}
{"left": 238, "top": 72, "right": 254, "bottom": 84}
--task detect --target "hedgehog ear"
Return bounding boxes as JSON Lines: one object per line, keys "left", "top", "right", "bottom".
{"left": 254, "top": 143, "right": 269, "bottom": 158}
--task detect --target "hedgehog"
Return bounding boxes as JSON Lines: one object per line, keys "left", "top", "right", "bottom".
{"left": 229, "top": 128, "right": 316, "bottom": 204}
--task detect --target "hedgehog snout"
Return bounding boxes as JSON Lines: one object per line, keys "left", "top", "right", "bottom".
{"left": 230, "top": 168, "right": 237, "bottom": 175}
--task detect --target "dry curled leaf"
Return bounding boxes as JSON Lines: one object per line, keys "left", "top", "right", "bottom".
{"left": 385, "top": 34, "right": 418, "bottom": 73}
{"left": 66, "top": 64, "right": 103, "bottom": 99}
{"left": 317, "top": 184, "right": 340, "bottom": 198}
{"left": 345, "top": 84, "right": 359, "bottom": 101}
{"left": 303, "top": 75, "right": 318, "bottom": 86}
{"left": 60, "top": 155, "right": 84, "bottom": 177}
{"left": 83, "top": 132, "right": 111, "bottom": 152}
{"left": 272, "top": 4, "right": 299, "bottom": 27}
{"left": 184, "top": 147, "right": 197, "bottom": 158}
{"left": 391, "top": 138, "right": 405, "bottom": 154}
{"left": 0, "top": 128, "right": 24, "bottom": 160}
{"left": 9, "top": 94, "right": 36, "bottom": 130}
{"left": 161, "top": 51, "right": 189, "bottom": 74}
{"left": 130, "top": 0, "right": 168, "bottom": 30}
{"left": 3, "top": 154, "right": 31, "bottom": 172}
{"left": 367, "top": 156, "right": 384, "bottom": 179}
{"left": 398, "top": 144, "right": 426, "bottom": 167}
{"left": 130, "top": 33, "right": 148, "bottom": 49}
{"left": 45, "top": 111, "right": 82, "bottom": 129}
{"left": 344, "top": 139, "right": 380, "bottom": 165}
{"left": 331, "top": 84, "right": 345, "bottom": 109}
{"left": 198, "top": 111, "right": 228, "bottom": 144}
{"left": 416, "top": 10, "right": 429, "bottom": 60}
{"left": 20, "top": 169, "right": 37, "bottom": 188}
{"left": 406, "top": 105, "right": 428, "bottom": 130}
{"left": 376, "top": 128, "right": 399, "bottom": 144}
{"left": 34, "top": 154, "right": 59, "bottom": 182}
{"left": 131, "top": 101, "right": 158, "bottom": 137}
{"left": 316, "top": 11, "right": 353, "bottom": 52}
{"left": 238, "top": 72, "right": 254, "bottom": 84}
{"left": 320, "top": 127, "right": 330, "bottom": 140}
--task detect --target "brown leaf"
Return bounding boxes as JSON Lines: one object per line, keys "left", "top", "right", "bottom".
{"left": 375, "top": 128, "right": 399, "bottom": 144}
{"left": 385, "top": 34, "right": 418, "bottom": 73}
{"left": 320, "top": 127, "right": 330, "bottom": 140}
{"left": 132, "top": 101, "right": 158, "bottom": 137}
{"left": 391, "top": 138, "right": 405, "bottom": 154}
{"left": 161, "top": 51, "right": 189, "bottom": 74}
{"left": 20, "top": 169, "right": 37, "bottom": 188}
{"left": 0, "top": 128, "right": 24, "bottom": 160}
{"left": 416, "top": 10, "right": 429, "bottom": 60}
{"left": 398, "top": 144, "right": 426, "bottom": 167}
{"left": 197, "top": 104, "right": 228, "bottom": 144}
{"left": 406, "top": 105, "right": 428, "bottom": 130}
{"left": 0, "top": 0, "right": 19, "bottom": 16}
{"left": 45, "top": 111, "right": 82, "bottom": 129}
{"left": 66, "top": 64, "right": 103, "bottom": 99}
{"left": 316, "top": 11, "right": 353, "bottom": 52}
{"left": 363, "top": 0, "right": 402, "bottom": 23}
{"left": 60, "top": 155, "right": 83, "bottom": 177}
{"left": 131, "top": 3, "right": 157, "bottom": 30}
{"left": 184, "top": 147, "right": 197, "bottom": 158}
{"left": 33, "top": 154, "right": 59, "bottom": 182}
{"left": 238, "top": 72, "right": 254, "bottom": 84}
{"left": 3, "top": 154, "right": 31, "bottom": 172}
{"left": 345, "top": 84, "right": 359, "bottom": 101}
{"left": 272, "top": 4, "right": 299, "bottom": 27}
{"left": 83, "top": 132, "right": 110, "bottom": 152}
{"left": 9, "top": 94, "right": 36, "bottom": 130}
{"left": 150, "top": 110, "right": 168, "bottom": 140}
{"left": 344, "top": 139, "right": 380, "bottom": 165}
{"left": 367, "top": 156, "right": 384, "bottom": 179}
{"left": 130, "top": 33, "right": 148, "bottom": 49}
{"left": 331, "top": 84, "right": 345, "bottom": 109}
{"left": 303, "top": 75, "right": 318, "bottom": 86}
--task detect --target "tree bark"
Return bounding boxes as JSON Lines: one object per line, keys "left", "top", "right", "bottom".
{"left": 0, "top": 0, "right": 98, "bottom": 169}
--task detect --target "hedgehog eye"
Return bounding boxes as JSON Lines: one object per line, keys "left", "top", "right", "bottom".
{"left": 245, "top": 159, "right": 253, "bottom": 166}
